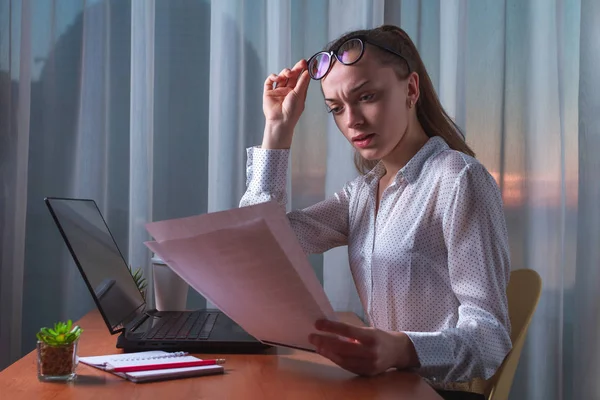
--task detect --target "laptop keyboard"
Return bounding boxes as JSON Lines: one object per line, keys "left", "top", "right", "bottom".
{"left": 145, "top": 311, "right": 218, "bottom": 340}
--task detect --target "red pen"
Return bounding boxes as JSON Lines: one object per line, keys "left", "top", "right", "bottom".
{"left": 106, "top": 358, "right": 226, "bottom": 373}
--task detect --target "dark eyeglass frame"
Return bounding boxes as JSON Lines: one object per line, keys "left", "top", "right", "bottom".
{"left": 307, "top": 35, "right": 411, "bottom": 80}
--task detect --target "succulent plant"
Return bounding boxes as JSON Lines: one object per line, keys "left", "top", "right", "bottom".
{"left": 129, "top": 265, "right": 147, "bottom": 300}
{"left": 36, "top": 320, "right": 82, "bottom": 346}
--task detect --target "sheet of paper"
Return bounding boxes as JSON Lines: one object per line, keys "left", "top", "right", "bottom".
{"left": 144, "top": 202, "right": 336, "bottom": 351}
{"left": 145, "top": 201, "right": 279, "bottom": 242}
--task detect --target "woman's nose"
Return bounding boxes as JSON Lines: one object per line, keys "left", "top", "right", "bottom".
{"left": 346, "top": 107, "right": 364, "bottom": 129}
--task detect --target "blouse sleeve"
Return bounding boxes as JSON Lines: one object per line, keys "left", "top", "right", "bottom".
{"left": 240, "top": 147, "right": 353, "bottom": 255}
{"left": 404, "top": 162, "right": 512, "bottom": 382}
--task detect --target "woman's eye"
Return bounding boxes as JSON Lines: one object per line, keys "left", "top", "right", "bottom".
{"left": 359, "top": 93, "right": 375, "bottom": 102}
{"left": 327, "top": 106, "right": 343, "bottom": 115}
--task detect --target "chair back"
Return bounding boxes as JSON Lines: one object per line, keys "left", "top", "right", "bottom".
{"left": 486, "top": 269, "right": 542, "bottom": 400}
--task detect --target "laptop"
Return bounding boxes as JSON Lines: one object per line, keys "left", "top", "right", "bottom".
{"left": 44, "top": 197, "right": 270, "bottom": 353}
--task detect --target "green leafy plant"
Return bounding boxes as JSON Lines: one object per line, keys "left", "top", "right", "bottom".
{"left": 36, "top": 320, "right": 82, "bottom": 346}
{"left": 129, "top": 265, "right": 147, "bottom": 300}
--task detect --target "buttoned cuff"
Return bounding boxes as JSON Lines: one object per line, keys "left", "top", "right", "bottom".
{"left": 404, "top": 331, "right": 455, "bottom": 371}
{"left": 245, "top": 146, "right": 289, "bottom": 195}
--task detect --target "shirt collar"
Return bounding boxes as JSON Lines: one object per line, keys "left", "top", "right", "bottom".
{"left": 399, "top": 136, "right": 448, "bottom": 183}
{"left": 363, "top": 136, "right": 449, "bottom": 185}
{"left": 364, "top": 161, "right": 386, "bottom": 185}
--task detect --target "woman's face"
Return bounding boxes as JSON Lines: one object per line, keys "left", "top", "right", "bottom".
{"left": 321, "top": 47, "right": 414, "bottom": 161}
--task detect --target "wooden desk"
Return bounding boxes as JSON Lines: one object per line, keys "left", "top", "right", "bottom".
{"left": 0, "top": 309, "right": 442, "bottom": 399}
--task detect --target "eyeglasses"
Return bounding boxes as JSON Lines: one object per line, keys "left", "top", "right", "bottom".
{"left": 307, "top": 35, "right": 410, "bottom": 80}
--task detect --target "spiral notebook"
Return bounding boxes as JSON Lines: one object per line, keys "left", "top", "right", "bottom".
{"left": 79, "top": 351, "right": 224, "bottom": 383}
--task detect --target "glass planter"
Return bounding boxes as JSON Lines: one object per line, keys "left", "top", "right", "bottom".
{"left": 36, "top": 339, "right": 79, "bottom": 381}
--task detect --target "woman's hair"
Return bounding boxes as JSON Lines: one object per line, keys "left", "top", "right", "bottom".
{"left": 323, "top": 25, "right": 475, "bottom": 174}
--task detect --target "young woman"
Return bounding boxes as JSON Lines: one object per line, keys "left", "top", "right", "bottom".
{"left": 240, "top": 24, "right": 511, "bottom": 400}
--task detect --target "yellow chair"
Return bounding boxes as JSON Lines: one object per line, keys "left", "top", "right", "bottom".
{"left": 485, "top": 268, "right": 542, "bottom": 400}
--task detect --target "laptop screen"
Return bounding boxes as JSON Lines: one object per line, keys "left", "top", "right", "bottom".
{"left": 45, "top": 198, "right": 145, "bottom": 333}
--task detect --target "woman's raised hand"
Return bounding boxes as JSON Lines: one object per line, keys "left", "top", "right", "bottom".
{"left": 262, "top": 59, "right": 310, "bottom": 149}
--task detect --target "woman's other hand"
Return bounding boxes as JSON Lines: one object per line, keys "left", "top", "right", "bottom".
{"left": 308, "top": 319, "right": 420, "bottom": 377}
{"left": 262, "top": 59, "right": 310, "bottom": 149}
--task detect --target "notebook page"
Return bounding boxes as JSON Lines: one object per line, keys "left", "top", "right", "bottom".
{"left": 79, "top": 351, "right": 200, "bottom": 369}
{"left": 145, "top": 217, "right": 335, "bottom": 351}
{"left": 79, "top": 351, "right": 170, "bottom": 368}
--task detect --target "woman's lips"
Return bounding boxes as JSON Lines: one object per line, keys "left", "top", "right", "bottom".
{"left": 352, "top": 133, "right": 375, "bottom": 148}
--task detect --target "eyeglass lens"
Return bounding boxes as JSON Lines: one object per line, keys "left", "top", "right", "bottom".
{"left": 308, "top": 38, "right": 364, "bottom": 79}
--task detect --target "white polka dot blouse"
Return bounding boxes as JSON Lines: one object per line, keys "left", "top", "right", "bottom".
{"left": 240, "top": 136, "right": 512, "bottom": 384}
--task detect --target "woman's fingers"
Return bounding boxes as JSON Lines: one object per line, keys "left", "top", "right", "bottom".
{"left": 264, "top": 73, "right": 288, "bottom": 93}
{"left": 279, "top": 67, "right": 292, "bottom": 76}
{"left": 265, "top": 60, "right": 308, "bottom": 92}
{"left": 294, "top": 70, "right": 310, "bottom": 100}
{"left": 264, "top": 73, "right": 292, "bottom": 92}
{"left": 291, "top": 58, "right": 308, "bottom": 72}
{"left": 262, "top": 59, "right": 309, "bottom": 133}
{"left": 315, "top": 319, "right": 376, "bottom": 346}
{"left": 309, "top": 333, "right": 372, "bottom": 359}
{"left": 286, "top": 59, "right": 308, "bottom": 88}
{"left": 268, "top": 67, "right": 293, "bottom": 89}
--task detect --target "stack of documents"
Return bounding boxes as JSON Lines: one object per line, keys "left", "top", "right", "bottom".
{"left": 144, "top": 201, "right": 335, "bottom": 351}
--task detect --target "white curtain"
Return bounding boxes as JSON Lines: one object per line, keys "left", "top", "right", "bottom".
{"left": 1, "top": 1, "right": 599, "bottom": 399}
{"left": 1, "top": 0, "right": 144, "bottom": 367}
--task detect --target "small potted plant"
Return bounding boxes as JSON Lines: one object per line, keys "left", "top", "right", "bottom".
{"left": 36, "top": 320, "right": 82, "bottom": 381}
{"left": 129, "top": 265, "right": 148, "bottom": 300}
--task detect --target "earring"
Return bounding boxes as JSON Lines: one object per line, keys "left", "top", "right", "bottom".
{"left": 409, "top": 100, "right": 414, "bottom": 109}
